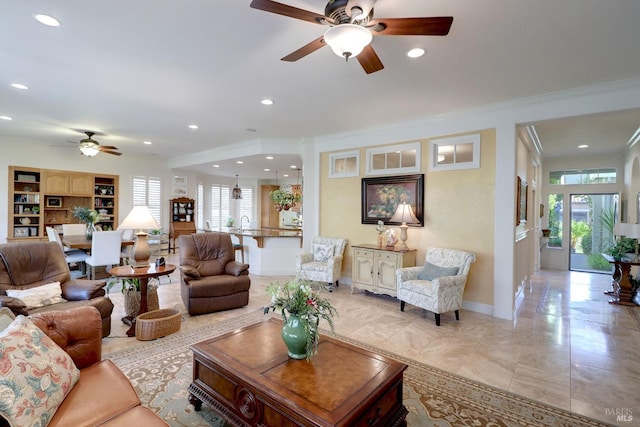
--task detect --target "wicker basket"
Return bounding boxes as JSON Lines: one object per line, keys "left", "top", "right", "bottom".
{"left": 135, "top": 308, "right": 181, "bottom": 341}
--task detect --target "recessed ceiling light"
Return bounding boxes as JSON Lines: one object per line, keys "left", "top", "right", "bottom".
{"left": 11, "top": 83, "right": 28, "bottom": 90}
{"left": 578, "top": 144, "right": 589, "bottom": 148}
{"left": 290, "top": 165, "right": 297, "bottom": 169}
{"left": 265, "top": 156, "right": 274, "bottom": 160}
{"left": 236, "top": 160, "right": 244, "bottom": 164}
{"left": 143, "top": 141, "right": 152, "bottom": 145}
{"left": 261, "top": 99, "right": 274, "bottom": 106}
{"left": 212, "top": 164, "right": 220, "bottom": 168}
{"left": 407, "top": 48, "right": 425, "bottom": 58}
{"left": 264, "top": 168, "right": 271, "bottom": 172}
{"left": 34, "top": 14, "right": 60, "bottom": 27}
{"left": 283, "top": 174, "right": 289, "bottom": 177}
{"left": 0, "top": 116, "right": 12, "bottom": 121}
{"left": 188, "top": 124, "right": 198, "bottom": 129}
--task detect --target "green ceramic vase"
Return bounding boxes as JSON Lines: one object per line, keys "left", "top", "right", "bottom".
{"left": 281, "top": 315, "right": 308, "bottom": 359}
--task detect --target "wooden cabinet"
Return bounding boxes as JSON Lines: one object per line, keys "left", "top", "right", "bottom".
{"left": 352, "top": 244, "right": 416, "bottom": 297}
{"left": 43, "top": 170, "right": 93, "bottom": 196}
{"left": 169, "top": 197, "right": 196, "bottom": 253}
{"left": 260, "top": 185, "right": 279, "bottom": 228}
{"left": 8, "top": 166, "right": 119, "bottom": 239}
{"left": 8, "top": 166, "right": 42, "bottom": 241}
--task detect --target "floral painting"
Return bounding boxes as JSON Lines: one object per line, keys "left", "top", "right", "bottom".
{"left": 361, "top": 174, "right": 424, "bottom": 226}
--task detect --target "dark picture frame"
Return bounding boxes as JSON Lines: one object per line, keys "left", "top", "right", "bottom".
{"left": 46, "top": 197, "right": 62, "bottom": 208}
{"left": 516, "top": 176, "right": 528, "bottom": 225}
{"left": 361, "top": 174, "right": 424, "bottom": 226}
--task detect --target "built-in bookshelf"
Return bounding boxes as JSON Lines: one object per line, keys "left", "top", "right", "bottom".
{"left": 10, "top": 167, "right": 42, "bottom": 240}
{"left": 8, "top": 166, "right": 119, "bottom": 240}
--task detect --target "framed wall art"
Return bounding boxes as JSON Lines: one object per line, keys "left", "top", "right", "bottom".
{"left": 46, "top": 197, "right": 62, "bottom": 207}
{"left": 172, "top": 175, "right": 188, "bottom": 197}
{"left": 516, "top": 176, "right": 528, "bottom": 225}
{"left": 361, "top": 174, "right": 424, "bottom": 226}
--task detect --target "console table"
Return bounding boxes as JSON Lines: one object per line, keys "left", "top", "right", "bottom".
{"left": 352, "top": 244, "right": 416, "bottom": 297}
{"left": 603, "top": 255, "right": 639, "bottom": 306}
{"left": 189, "top": 318, "right": 408, "bottom": 426}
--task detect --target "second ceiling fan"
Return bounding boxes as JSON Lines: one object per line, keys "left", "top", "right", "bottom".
{"left": 250, "top": 0, "right": 453, "bottom": 74}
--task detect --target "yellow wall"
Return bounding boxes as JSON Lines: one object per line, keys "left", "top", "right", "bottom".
{"left": 319, "top": 129, "right": 496, "bottom": 307}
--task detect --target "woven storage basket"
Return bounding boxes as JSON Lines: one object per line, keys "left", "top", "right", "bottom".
{"left": 135, "top": 308, "right": 181, "bottom": 341}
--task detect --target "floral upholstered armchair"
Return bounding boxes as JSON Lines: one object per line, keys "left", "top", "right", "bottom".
{"left": 295, "top": 236, "right": 348, "bottom": 290}
{"left": 396, "top": 247, "right": 476, "bottom": 326}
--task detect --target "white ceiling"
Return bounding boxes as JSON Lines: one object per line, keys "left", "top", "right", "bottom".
{"left": 2, "top": 0, "right": 640, "bottom": 178}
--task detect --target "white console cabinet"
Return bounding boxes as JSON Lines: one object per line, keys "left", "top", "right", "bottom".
{"left": 352, "top": 244, "right": 416, "bottom": 297}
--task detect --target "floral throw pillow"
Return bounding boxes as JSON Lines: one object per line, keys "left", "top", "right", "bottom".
{"left": 0, "top": 315, "right": 80, "bottom": 427}
{"left": 313, "top": 244, "right": 334, "bottom": 263}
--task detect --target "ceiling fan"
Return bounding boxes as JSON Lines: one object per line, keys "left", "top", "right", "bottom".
{"left": 249, "top": 0, "right": 453, "bottom": 74}
{"left": 75, "top": 131, "right": 122, "bottom": 157}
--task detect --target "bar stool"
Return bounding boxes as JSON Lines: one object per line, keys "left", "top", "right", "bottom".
{"left": 231, "top": 234, "right": 244, "bottom": 263}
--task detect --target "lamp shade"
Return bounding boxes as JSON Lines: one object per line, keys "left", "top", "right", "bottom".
{"left": 614, "top": 222, "right": 630, "bottom": 236}
{"left": 625, "top": 223, "right": 640, "bottom": 239}
{"left": 323, "top": 24, "right": 372, "bottom": 59}
{"left": 389, "top": 203, "right": 419, "bottom": 225}
{"left": 118, "top": 206, "right": 159, "bottom": 231}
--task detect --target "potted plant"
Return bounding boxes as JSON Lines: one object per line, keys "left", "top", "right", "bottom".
{"left": 608, "top": 237, "right": 636, "bottom": 261}
{"left": 270, "top": 189, "right": 302, "bottom": 211}
{"left": 72, "top": 206, "right": 100, "bottom": 238}
{"left": 264, "top": 279, "right": 336, "bottom": 360}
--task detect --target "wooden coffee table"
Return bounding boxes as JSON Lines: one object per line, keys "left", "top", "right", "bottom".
{"left": 189, "top": 318, "right": 408, "bottom": 427}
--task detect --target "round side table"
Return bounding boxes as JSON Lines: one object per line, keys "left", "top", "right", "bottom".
{"left": 110, "top": 263, "right": 176, "bottom": 337}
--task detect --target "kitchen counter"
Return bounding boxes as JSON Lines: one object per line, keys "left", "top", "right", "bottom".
{"left": 205, "top": 227, "right": 303, "bottom": 275}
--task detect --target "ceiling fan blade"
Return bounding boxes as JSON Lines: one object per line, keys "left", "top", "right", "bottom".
{"left": 371, "top": 17, "right": 453, "bottom": 36}
{"left": 250, "top": 0, "right": 327, "bottom": 25}
{"left": 98, "top": 148, "right": 122, "bottom": 156}
{"left": 356, "top": 44, "right": 384, "bottom": 74}
{"left": 281, "top": 36, "right": 326, "bottom": 62}
{"left": 346, "top": 0, "right": 377, "bottom": 21}
{"left": 98, "top": 145, "right": 118, "bottom": 150}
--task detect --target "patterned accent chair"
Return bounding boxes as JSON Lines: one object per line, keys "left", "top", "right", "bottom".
{"left": 396, "top": 247, "right": 476, "bottom": 326}
{"left": 295, "top": 236, "right": 348, "bottom": 289}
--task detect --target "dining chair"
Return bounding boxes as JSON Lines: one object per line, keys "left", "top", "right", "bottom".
{"left": 62, "top": 223, "right": 87, "bottom": 236}
{"left": 119, "top": 229, "right": 135, "bottom": 265}
{"left": 46, "top": 226, "right": 89, "bottom": 273}
{"left": 85, "top": 230, "right": 124, "bottom": 280}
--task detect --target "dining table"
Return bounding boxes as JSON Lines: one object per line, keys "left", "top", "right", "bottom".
{"left": 62, "top": 234, "right": 135, "bottom": 251}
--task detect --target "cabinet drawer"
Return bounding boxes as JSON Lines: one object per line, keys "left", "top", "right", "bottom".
{"left": 376, "top": 252, "right": 398, "bottom": 264}
{"left": 354, "top": 249, "right": 374, "bottom": 258}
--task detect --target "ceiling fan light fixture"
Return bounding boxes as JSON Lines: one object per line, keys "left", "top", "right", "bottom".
{"left": 79, "top": 143, "right": 99, "bottom": 157}
{"left": 324, "top": 24, "right": 372, "bottom": 60}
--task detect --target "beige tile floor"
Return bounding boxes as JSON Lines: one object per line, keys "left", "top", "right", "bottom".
{"left": 102, "top": 253, "right": 640, "bottom": 426}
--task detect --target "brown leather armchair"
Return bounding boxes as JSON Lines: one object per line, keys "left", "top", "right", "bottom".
{"left": 179, "top": 232, "right": 251, "bottom": 315}
{"left": 0, "top": 241, "right": 114, "bottom": 337}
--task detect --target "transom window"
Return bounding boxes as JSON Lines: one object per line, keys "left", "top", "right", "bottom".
{"left": 429, "top": 134, "right": 480, "bottom": 171}
{"left": 366, "top": 142, "right": 421, "bottom": 175}
{"left": 549, "top": 168, "right": 616, "bottom": 185}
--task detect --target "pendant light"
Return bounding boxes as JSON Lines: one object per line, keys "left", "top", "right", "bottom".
{"left": 232, "top": 174, "right": 242, "bottom": 199}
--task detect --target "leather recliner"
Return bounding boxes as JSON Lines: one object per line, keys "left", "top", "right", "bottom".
{"left": 0, "top": 241, "right": 114, "bottom": 337}
{"left": 179, "top": 232, "right": 251, "bottom": 315}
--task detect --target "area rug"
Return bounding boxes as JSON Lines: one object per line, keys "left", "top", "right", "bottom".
{"left": 105, "top": 309, "right": 612, "bottom": 427}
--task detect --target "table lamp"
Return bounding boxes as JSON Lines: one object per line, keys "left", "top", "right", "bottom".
{"left": 390, "top": 202, "right": 419, "bottom": 251}
{"left": 624, "top": 223, "right": 640, "bottom": 262}
{"left": 118, "top": 206, "right": 160, "bottom": 268}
